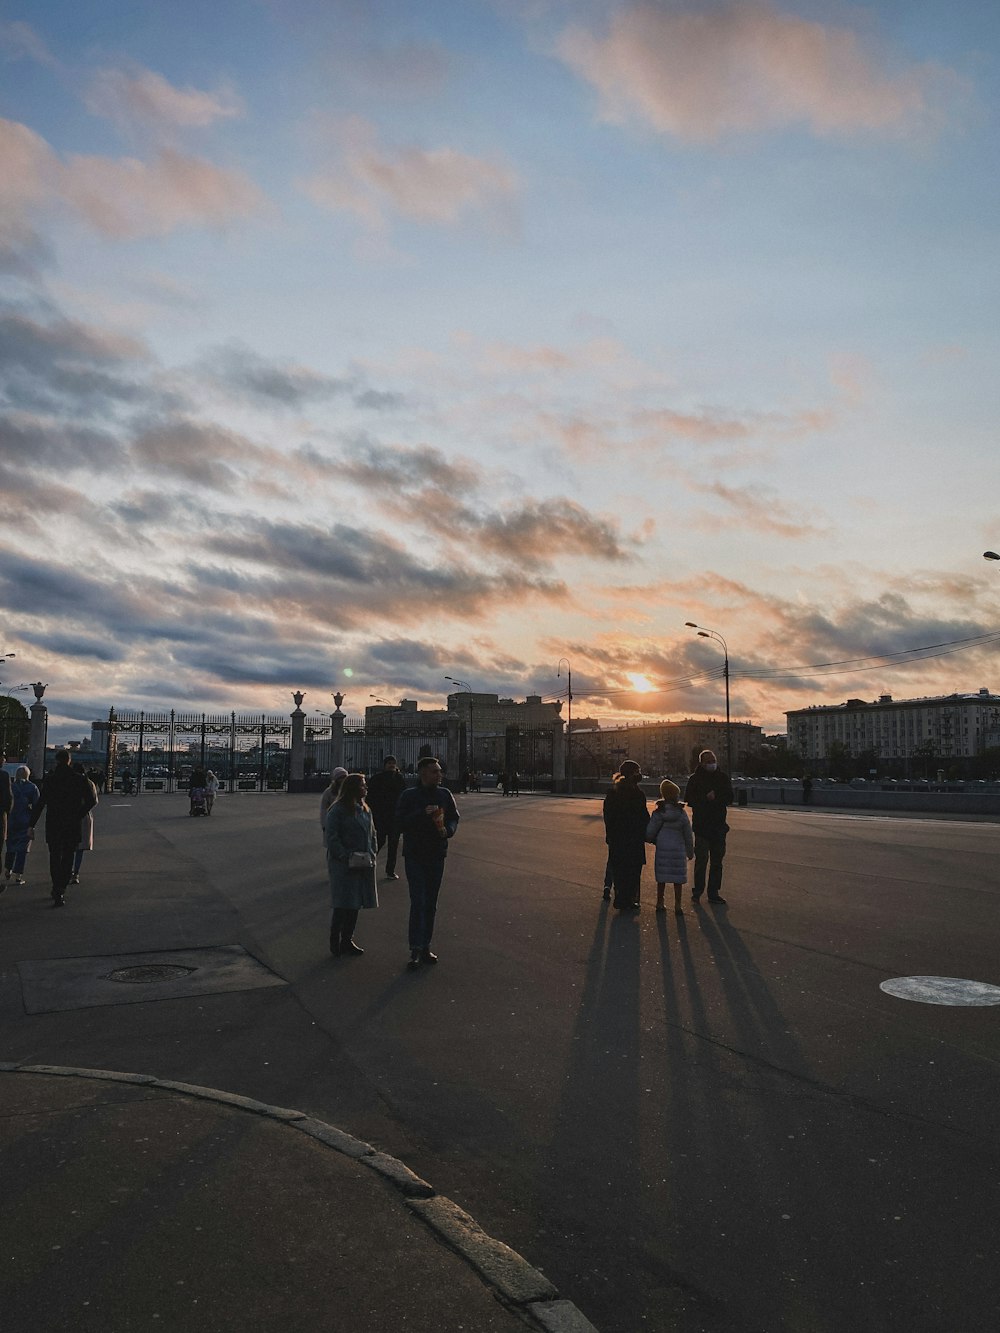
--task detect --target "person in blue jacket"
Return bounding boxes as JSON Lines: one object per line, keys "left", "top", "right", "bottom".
{"left": 395, "top": 755, "right": 460, "bottom": 969}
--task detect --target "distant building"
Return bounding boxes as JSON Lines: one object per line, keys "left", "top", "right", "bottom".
{"left": 569, "top": 718, "right": 763, "bottom": 778}
{"left": 786, "top": 689, "right": 1000, "bottom": 773}
{"left": 444, "top": 693, "right": 563, "bottom": 774}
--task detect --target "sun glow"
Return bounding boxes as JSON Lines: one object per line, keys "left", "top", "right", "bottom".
{"left": 627, "top": 672, "right": 655, "bottom": 693}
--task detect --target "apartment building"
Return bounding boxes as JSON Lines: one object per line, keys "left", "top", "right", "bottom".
{"left": 786, "top": 689, "right": 1000, "bottom": 770}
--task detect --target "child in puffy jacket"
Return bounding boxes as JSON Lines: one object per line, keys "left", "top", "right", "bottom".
{"left": 646, "top": 779, "right": 695, "bottom": 913}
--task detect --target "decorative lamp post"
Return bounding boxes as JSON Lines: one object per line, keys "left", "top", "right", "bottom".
{"left": 557, "top": 658, "right": 572, "bottom": 794}
{"left": 686, "top": 621, "right": 731, "bottom": 775}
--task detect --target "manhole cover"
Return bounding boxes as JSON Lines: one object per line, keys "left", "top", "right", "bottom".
{"left": 880, "top": 976, "right": 1000, "bottom": 1006}
{"left": 105, "top": 964, "right": 196, "bottom": 984}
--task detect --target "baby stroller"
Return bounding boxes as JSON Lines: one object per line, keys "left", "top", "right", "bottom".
{"left": 189, "top": 786, "right": 208, "bottom": 816}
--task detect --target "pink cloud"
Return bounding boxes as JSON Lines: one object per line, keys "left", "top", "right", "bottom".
{"left": 0, "top": 117, "right": 264, "bottom": 241}
{"left": 62, "top": 147, "right": 264, "bottom": 238}
{"left": 558, "top": 2, "right": 960, "bottom": 143}
{"left": 85, "top": 65, "right": 245, "bottom": 134}
{"left": 304, "top": 115, "right": 519, "bottom": 233}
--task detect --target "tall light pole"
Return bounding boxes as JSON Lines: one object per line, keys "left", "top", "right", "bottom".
{"left": 686, "top": 621, "right": 731, "bottom": 775}
{"left": 369, "top": 694, "right": 401, "bottom": 750}
{"left": 557, "top": 658, "right": 572, "bottom": 794}
{"left": 445, "top": 676, "right": 474, "bottom": 773}
{"left": 984, "top": 551, "right": 1000, "bottom": 561}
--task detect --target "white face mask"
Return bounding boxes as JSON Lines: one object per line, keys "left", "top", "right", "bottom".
{"left": 703, "top": 762, "right": 718, "bottom": 772}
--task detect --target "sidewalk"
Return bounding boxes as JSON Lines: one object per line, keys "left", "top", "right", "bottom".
{"left": 0, "top": 1065, "right": 594, "bottom": 1333}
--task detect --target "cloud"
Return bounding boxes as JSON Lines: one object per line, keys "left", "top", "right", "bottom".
{"left": 197, "top": 343, "right": 404, "bottom": 410}
{"left": 0, "top": 305, "right": 150, "bottom": 413}
{"left": 688, "top": 479, "right": 826, "bottom": 539}
{"left": 0, "top": 463, "right": 95, "bottom": 529}
{"left": 316, "top": 440, "right": 482, "bottom": 496}
{"left": 201, "top": 518, "right": 570, "bottom": 624}
{"left": 130, "top": 417, "right": 273, "bottom": 488}
{"left": 461, "top": 498, "right": 634, "bottom": 564}
{"left": 0, "top": 20, "right": 59, "bottom": 69}
{"left": 0, "top": 117, "right": 265, "bottom": 241}
{"left": 85, "top": 65, "right": 245, "bottom": 135}
{"left": 321, "top": 438, "right": 635, "bottom": 568}
{"left": 0, "top": 413, "right": 128, "bottom": 473}
{"left": 303, "top": 115, "right": 519, "bottom": 234}
{"left": 557, "top": 2, "right": 960, "bottom": 143}
{"left": 61, "top": 147, "right": 265, "bottom": 238}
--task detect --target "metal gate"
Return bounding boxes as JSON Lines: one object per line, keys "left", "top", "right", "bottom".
{"left": 104, "top": 710, "right": 293, "bottom": 793}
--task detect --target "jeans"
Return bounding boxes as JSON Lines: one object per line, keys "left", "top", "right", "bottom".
{"left": 405, "top": 857, "right": 446, "bottom": 951}
{"left": 693, "top": 830, "right": 727, "bottom": 898}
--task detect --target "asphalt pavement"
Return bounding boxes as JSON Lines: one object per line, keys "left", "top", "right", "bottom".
{"left": 3, "top": 791, "right": 1000, "bottom": 1331}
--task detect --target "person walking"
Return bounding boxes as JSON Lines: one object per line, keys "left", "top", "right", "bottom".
{"left": 2, "top": 765, "right": 39, "bottom": 890}
{"left": 366, "top": 755, "right": 406, "bottom": 880}
{"left": 602, "top": 759, "right": 649, "bottom": 910}
{"left": 646, "top": 779, "right": 695, "bottom": 914}
{"left": 27, "top": 750, "right": 97, "bottom": 907}
{"left": 396, "top": 755, "right": 459, "bottom": 969}
{"left": 205, "top": 770, "right": 220, "bottom": 814}
{"left": 69, "top": 764, "right": 99, "bottom": 885}
{"left": 324, "top": 772, "right": 378, "bottom": 957}
{"left": 684, "top": 749, "right": 735, "bottom": 905}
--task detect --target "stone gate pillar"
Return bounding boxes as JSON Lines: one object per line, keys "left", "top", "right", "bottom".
{"left": 331, "top": 692, "right": 346, "bottom": 770}
{"left": 27, "top": 683, "right": 48, "bottom": 780}
{"left": 289, "top": 692, "right": 306, "bottom": 790}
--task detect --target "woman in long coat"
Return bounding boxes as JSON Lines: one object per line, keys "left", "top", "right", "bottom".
{"left": 325, "top": 772, "right": 378, "bottom": 957}
{"left": 71, "top": 767, "right": 99, "bottom": 885}
{"left": 602, "top": 759, "right": 649, "bottom": 909}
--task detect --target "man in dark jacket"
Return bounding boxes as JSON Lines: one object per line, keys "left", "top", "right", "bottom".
{"left": 684, "top": 749, "right": 734, "bottom": 905}
{"left": 366, "top": 755, "right": 406, "bottom": 879}
{"left": 602, "top": 758, "right": 648, "bottom": 909}
{"left": 28, "top": 750, "right": 97, "bottom": 906}
{"left": 395, "top": 755, "right": 459, "bottom": 968}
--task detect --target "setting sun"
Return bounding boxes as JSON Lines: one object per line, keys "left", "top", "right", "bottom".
{"left": 627, "top": 673, "right": 655, "bottom": 694}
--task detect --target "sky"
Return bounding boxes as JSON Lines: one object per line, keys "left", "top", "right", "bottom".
{"left": 1, "top": 0, "right": 999, "bottom": 740}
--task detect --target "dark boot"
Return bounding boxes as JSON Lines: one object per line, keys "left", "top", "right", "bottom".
{"left": 340, "top": 910, "right": 363, "bottom": 955}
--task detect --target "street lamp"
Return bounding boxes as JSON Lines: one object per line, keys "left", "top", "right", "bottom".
{"left": 685, "top": 621, "right": 731, "bottom": 775}
{"left": 984, "top": 551, "right": 1000, "bottom": 561}
{"left": 369, "top": 694, "right": 402, "bottom": 748}
{"left": 557, "top": 658, "right": 572, "bottom": 794}
{"left": 444, "top": 676, "right": 475, "bottom": 773}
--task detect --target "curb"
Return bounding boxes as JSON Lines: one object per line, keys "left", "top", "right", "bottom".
{"left": 1, "top": 1062, "right": 599, "bottom": 1333}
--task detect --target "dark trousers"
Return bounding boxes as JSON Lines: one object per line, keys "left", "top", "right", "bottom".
{"left": 693, "top": 830, "right": 727, "bottom": 898}
{"left": 611, "top": 865, "right": 642, "bottom": 907}
{"left": 48, "top": 834, "right": 77, "bottom": 896}
{"left": 405, "top": 857, "right": 445, "bottom": 951}
{"left": 330, "top": 908, "right": 359, "bottom": 949}
{"left": 375, "top": 825, "right": 400, "bottom": 874}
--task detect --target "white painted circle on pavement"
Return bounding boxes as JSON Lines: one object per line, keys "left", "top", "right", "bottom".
{"left": 880, "top": 976, "right": 1000, "bottom": 1006}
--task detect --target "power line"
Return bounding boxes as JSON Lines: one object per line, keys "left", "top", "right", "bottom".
{"left": 542, "top": 629, "right": 1000, "bottom": 700}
